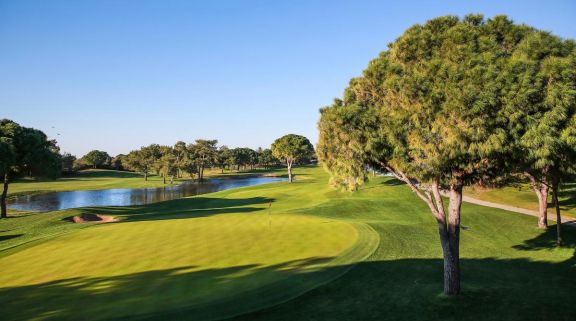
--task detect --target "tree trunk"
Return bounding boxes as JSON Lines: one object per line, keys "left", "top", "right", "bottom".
{"left": 552, "top": 184, "right": 562, "bottom": 246}
{"left": 163, "top": 175, "right": 166, "bottom": 184}
{"left": 380, "top": 166, "right": 462, "bottom": 295}
{"left": 144, "top": 172, "right": 148, "bottom": 181}
{"left": 1, "top": 173, "right": 8, "bottom": 219}
{"left": 536, "top": 189, "right": 549, "bottom": 228}
{"left": 287, "top": 161, "right": 293, "bottom": 183}
{"left": 526, "top": 172, "right": 549, "bottom": 228}
{"left": 439, "top": 183, "right": 462, "bottom": 295}
{"left": 170, "top": 175, "right": 174, "bottom": 185}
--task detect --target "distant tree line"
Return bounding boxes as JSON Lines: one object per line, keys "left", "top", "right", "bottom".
{"left": 62, "top": 141, "right": 294, "bottom": 182}
{"left": 0, "top": 118, "right": 315, "bottom": 218}
{"left": 77, "top": 140, "right": 289, "bottom": 183}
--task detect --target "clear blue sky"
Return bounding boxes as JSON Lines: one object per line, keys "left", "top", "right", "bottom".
{"left": 1, "top": 0, "right": 575, "bottom": 157}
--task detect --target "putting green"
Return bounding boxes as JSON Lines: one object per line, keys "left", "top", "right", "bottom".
{"left": 0, "top": 212, "right": 379, "bottom": 321}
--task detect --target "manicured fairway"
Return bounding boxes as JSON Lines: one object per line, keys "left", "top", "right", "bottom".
{"left": 465, "top": 183, "right": 576, "bottom": 217}
{"left": 0, "top": 213, "right": 377, "bottom": 321}
{"left": 0, "top": 166, "right": 574, "bottom": 321}
{"left": 8, "top": 169, "right": 185, "bottom": 198}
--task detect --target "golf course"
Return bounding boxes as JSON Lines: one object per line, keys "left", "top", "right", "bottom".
{"left": 1, "top": 166, "right": 574, "bottom": 321}
{"left": 2, "top": 4, "right": 576, "bottom": 320}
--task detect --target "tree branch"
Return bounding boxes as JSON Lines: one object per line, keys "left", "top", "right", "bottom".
{"left": 380, "top": 162, "right": 443, "bottom": 221}
{"left": 431, "top": 178, "right": 446, "bottom": 219}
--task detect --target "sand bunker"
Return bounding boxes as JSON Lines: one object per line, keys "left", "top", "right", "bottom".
{"left": 65, "top": 213, "right": 117, "bottom": 224}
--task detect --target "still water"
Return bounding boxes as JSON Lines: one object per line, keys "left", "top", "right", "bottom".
{"left": 8, "top": 176, "right": 287, "bottom": 212}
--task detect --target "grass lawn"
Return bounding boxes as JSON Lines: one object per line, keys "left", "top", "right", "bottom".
{"left": 8, "top": 169, "right": 187, "bottom": 198}
{"left": 203, "top": 167, "right": 288, "bottom": 178}
{"left": 465, "top": 182, "right": 576, "bottom": 218}
{"left": 0, "top": 166, "right": 574, "bottom": 321}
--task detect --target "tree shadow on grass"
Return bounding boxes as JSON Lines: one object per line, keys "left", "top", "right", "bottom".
{"left": 1, "top": 257, "right": 337, "bottom": 321}
{"left": 0, "top": 234, "right": 22, "bottom": 241}
{"left": 80, "top": 196, "right": 275, "bottom": 223}
{"left": 379, "top": 178, "right": 404, "bottom": 186}
{"left": 512, "top": 222, "right": 576, "bottom": 251}
{"left": 231, "top": 258, "right": 576, "bottom": 321}
{"left": 2, "top": 254, "right": 575, "bottom": 321}
{"left": 557, "top": 182, "right": 576, "bottom": 211}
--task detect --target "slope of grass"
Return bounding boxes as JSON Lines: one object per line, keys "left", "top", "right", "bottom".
{"left": 0, "top": 166, "right": 574, "bottom": 321}
{"left": 465, "top": 182, "right": 576, "bottom": 217}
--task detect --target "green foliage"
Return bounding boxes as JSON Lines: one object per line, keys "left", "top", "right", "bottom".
{"left": 271, "top": 134, "right": 315, "bottom": 165}
{"left": 504, "top": 31, "right": 576, "bottom": 182}
{"left": 190, "top": 139, "right": 218, "bottom": 179}
{"left": 257, "top": 148, "right": 278, "bottom": 168}
{"left": 232, "top": 147, "right": 258, "bottom": 170}
{"left": 61, "top": 153, "right": 77, "bottom": 172}
{"left": 0, "top": 119, "right": 61, "bottom": 178}
{"left": 0, "top": 137, "right": 16, "bottom": 177}
{"left": 80, "top": 150, "right": 111, "bottom": 169}
{"left": 318, "top": 15, "right": 573, "bottom": 190}
{"left": 125, "top": 144, "right": 163, "bottom": 177}
{"left": 110, "top": 154, "right": 126, "bottom": 171}
{"left": 318, "top": 102, "right": 373, "bottom": 191}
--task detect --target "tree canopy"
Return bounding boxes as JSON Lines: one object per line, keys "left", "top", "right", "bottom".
{"left": 80, "top": 150, "right": 111, "bottom": 169}
{"left": 0, "top": 119, "right": 62, "bottom": 218}
{"left": 502, "top": 29, "right": 576, "bottom": 230}
{"left": 317, "top": 14, "right": 576, "bottom": 295}
{"left": 272, "top": 134, "right": 314, "bottom": 183}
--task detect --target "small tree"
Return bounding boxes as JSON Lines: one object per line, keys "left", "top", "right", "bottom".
{"left": 173, "top": 141, "right": 187, "bottom": 178}
{"left": 125, "top": 145, "right": 162, "bottom": 181}
{"left": 157, "top": 146, "right": 177, "bottom": 184}
{"left": 231, "top": 147, "right": 254, "bottom": 171}
{"left": 258, "top": 148, "right": 277, "bottom": 169}
{"left": 271, "top": 134, "right": 314, "bottom": 183}
{"left": 191, "top": 139, "right": 218, "bottom": 181}
{"left": 111, "top": 154, "right": 126, "bottom": 171}
{"left": 215, "top": 146, "right": 232, "bottom": 173}
{"left": 81, "top": 150, "right": 111, "bottom": 169}
{"left": 61, "top": 153, "right": 77, "bottom": 173}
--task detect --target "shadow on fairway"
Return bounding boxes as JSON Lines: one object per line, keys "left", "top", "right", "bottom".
{"left": 229, "top": 228, "right": 576, "bottom": 321}
{"left": 558, "top": 182, "right": 576, "bottom": 211}
{"left": 513, "top": 223, "right": 576, "bottom": 250}
{"left": 379, "top": 178, "right": 404, "bottom": 186}
{"left": 2, "top": 253, "right": 575, "bottom": 321}
{"left": 2, "top": 226, "right": 575, "bottom": 321}
{"left": 81, "top": 196, "right": 275, "bottom": 223}
{"left": 0, "top": 234, "right": 22, "bottom": 241}
{"left": 0, "top": 256, "right": 338, "bottom": 321}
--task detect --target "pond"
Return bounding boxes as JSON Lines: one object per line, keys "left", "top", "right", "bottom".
{"left": 8, "top": 176, "right": 287, "bottom": 212}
